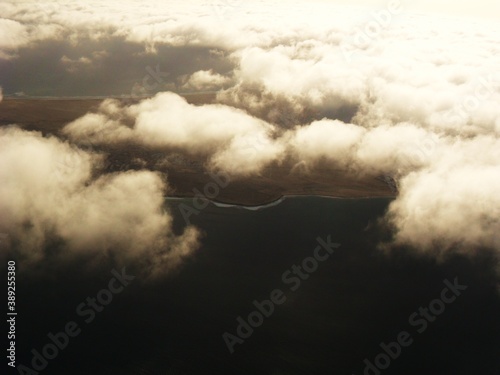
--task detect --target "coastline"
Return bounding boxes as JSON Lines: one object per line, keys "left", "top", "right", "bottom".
{"left": 165, "top": 191, "right": 396, "bottom": 208}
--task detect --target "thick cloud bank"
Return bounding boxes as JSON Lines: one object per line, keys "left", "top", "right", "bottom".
{"left": 0, "top": 127, "right": 200, "bottom": 276}
{"left": 386, "top": 137, "right": 500, "bottom": 253}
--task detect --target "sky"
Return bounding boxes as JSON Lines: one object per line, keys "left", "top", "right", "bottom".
{"left": 0, "top": 0, "right": 499, "bottom": 278}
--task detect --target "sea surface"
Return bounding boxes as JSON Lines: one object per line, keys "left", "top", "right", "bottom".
{"left": 14, "top": 197, "right": 500, "bottom": 375}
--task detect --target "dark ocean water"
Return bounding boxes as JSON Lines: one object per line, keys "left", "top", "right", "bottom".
{"left": 11, "top": 197, "right": 500, "bottom": 375}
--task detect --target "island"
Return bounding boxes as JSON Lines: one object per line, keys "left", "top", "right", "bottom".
{"left": 0, "top": 96, "right": 395, "bottom": 206}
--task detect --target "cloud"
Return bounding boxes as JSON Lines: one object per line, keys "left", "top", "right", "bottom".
{"left": 62, "top": 92, "right": 284, "bottom": 174}
{"left": 1, "top": 0, "right": 498, "bottom": 57}
{"left": 60, "top": 55, "right": 93, "bottom": 73}
{"left": 285, "top": 119, "right": 500, "bottom": 254}
{"left": 0, "top": 127, "right": 200, "bottom": 277}
{"left": 210, "top": 132, "right": 286, "bottom": 176}
{"left": 287, "top": 119, "right": 366, "bottom": 170}
{"left": 386, "top": 136, "right": 500, "bottom": 252}
{"left": 0, "top": 18, "right": 27, "bottom": 48}
{"left": 214, "top": 22, "right": 500, "bottom": 137}
{"left": 180, "top": 69, "right": 232, "bottom": 91}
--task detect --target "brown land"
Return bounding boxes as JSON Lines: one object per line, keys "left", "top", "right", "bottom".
{"left": 0, "top": 96, "right": 395, "bottom": 205}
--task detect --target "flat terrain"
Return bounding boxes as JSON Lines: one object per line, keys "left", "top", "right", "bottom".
{"left": 0, "top": 96, "right": 395, "bottom": 205}
{"left": 0, "top": 94, "right": 216, "bottom": 133}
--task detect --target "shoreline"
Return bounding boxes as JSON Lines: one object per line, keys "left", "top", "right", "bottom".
{"left": 165, "top": 192, "right": 396, "bottom": 208}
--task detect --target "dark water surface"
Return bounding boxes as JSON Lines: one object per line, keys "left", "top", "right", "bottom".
{"left": 13, "top": 197, "right": 500, "bottom": 374}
